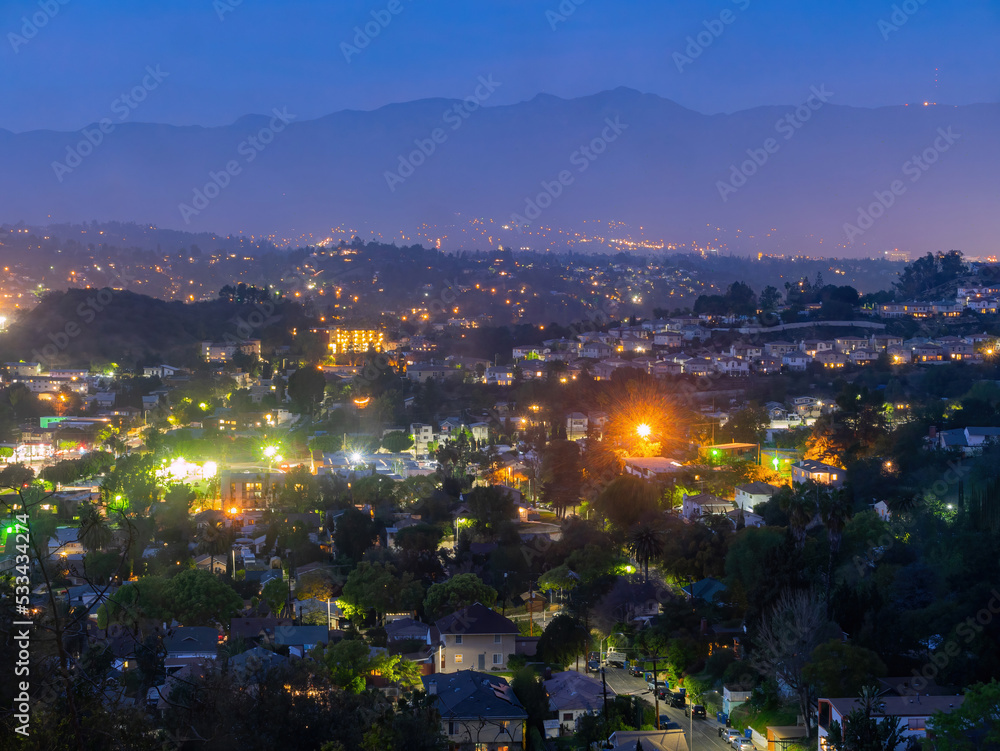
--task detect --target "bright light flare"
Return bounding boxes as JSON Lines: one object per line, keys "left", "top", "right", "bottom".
{"left": 636, "top": 423, "right": 652, "bottom": 439}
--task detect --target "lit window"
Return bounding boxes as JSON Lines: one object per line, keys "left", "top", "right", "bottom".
{"left": 454, "top": 654, "right": 463, "bottom": 664}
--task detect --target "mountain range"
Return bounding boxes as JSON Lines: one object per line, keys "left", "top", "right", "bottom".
{"left": 1, "top": 88, "right": 997, "bottom": 256}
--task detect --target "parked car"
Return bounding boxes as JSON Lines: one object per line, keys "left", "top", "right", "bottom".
{"left": 659, "top": 718, "right": 681, "bottom": 731}
{"left": 670, "top": 693, "right": 686, "bottom": 708}
{"left": 646, "top": 680, "right": 657, "bottom": 692}
{"left": 732, "top": 737, "right": 754, "bottom": 750}
{"left": 587, "top": 659, "right": 600, "bottom": 673}
{"left": 684, "top": 704, "right": 706, "bottom": 719}
{"left": 719, "top": 728, "right": 741, "bottom": 742}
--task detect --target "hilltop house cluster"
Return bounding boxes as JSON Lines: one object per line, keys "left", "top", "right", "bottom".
{"left": 878, "top": 282, "right": 1000, "bottom": 318}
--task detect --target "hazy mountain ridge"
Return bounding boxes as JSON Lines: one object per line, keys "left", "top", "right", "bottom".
{"left": 1, "top": 88, "right": 997, "bottom": 255}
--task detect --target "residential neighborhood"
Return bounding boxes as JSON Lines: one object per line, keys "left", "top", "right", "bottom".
{"left": 1, "top": 249, "right": 999, "bottom": 751}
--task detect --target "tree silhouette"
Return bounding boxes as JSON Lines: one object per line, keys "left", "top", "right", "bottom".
{"left": 78, "top": 503, "right": 113, "bottom": 553}
{"left": 197, "top": 519, "right": 232, "bottom": 575}
{"left": 627, "top": 522, "right": 664, "bottom": 582}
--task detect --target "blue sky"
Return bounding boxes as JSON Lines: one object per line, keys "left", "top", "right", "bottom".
{"left": 2, "top": 0, "right": 998, "bottom": 132}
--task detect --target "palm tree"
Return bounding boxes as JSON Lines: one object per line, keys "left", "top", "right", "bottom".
{"left": 826, "top": 684, "right": 905, "bottom": 751}
{"left": 627, "top": 522, "right": 664, "bottom": 582}
{"left": 821, "top": 489, "right": 852, "bottom": 557}
{"left": 780, "top": 484, "right": 819, "bottom": 551}
{"left": 820, "top": 489, "right": 853, "bottom": 617}
{"left": 122, "top": 514, "right": 154, "bottom": 578}
{"left": 197, "top": 519, "right": 232, "bottom": 575}
{"left": 78, "top": 504, "right": 113, "bottom": 553}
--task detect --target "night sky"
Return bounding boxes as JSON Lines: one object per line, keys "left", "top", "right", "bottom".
{"left": 2, "top": 0, "right": 998, "bottom": 133}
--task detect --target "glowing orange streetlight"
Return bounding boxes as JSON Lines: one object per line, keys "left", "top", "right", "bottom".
{"left": 636, "top": 423, "right": 652, "bottom": 439}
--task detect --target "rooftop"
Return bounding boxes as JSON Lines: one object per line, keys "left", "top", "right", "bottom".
{"left": 435, "top": 602, "right": 518, "bottom": 636}
{"left": 423, "top": 670, "right": 528, "bottom": 720}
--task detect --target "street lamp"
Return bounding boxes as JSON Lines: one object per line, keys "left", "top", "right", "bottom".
{"left": 636, "top": 423, "right": 651, "bottom": 439}
{"left": 600, "top": 667, "right": 614, "bottom": 749}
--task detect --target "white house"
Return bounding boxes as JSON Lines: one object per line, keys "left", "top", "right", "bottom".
{"left": 544, "top": 670, "right": 604, "bottom": 733}
{"left": 735, "top": 482, "right": 781, "bottom": 511}
{"left": 565, "top": 412, "right": 588, "bottom": 440}
{"left": 48, "top": 527, "right": 85, "bottom": 557}
{"left": 485, "top": 366, "right": 515, "bottom": 386}
{"left": 143, "top": 364, "right": 184, "bottom": 378}
{"left": 791, "top": 460, "right": 845, "bottom": 487}
{"left": 681, "top": 493, "right": 732, "bottom": 521}
{"left": 818, "top": 695, "right": 965, "bottom": 751}
{"left": 782, "top": 353, "right": 813, "bottom": 371}
{"left": 582, "top": 341, "right": 615, "bottom": 359}
{"left": 410, "top": 423, "right": 436, "bottom": 456}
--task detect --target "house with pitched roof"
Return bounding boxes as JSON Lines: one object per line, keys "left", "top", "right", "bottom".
{"left": 791, "top": 460, "right": 845, "bottom": 487}
{"left": 681, "top": 493, "right": 732, "bottom": 521}
{"left": 735, "top": 482, "right": 781, "bottom": 511}
{"left": 544, "top": 670, "right": 604, "bottom": 732}
{"left": 434, "top": 602, "right": 519, "bottom": 673}
{"left": 163, "top": 627, "right": 219, "bottom": 673}
{"left": 424, "top": 670, "right": 527, "bottom": 750}
{"left": 817, "top": 694, "right": 965, "bottom": 750}
{"left": 273, "top": 625, "right": 330, "bottom": 658}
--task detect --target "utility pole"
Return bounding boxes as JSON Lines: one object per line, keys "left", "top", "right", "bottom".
{"left": 651, "top": 654, "right": 660, "bottom": 730}
{"left": 689, "top": 692, "right": 694, "bottom": 751}
{"left": 600, "top": 667, "right": 612, "bottom": 749}
{"left": 528, "top": 582, "right": 534, "bottom": 637}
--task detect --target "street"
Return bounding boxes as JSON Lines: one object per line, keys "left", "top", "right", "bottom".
{"left": 593, "top": 667, "right": 743, "bottom": 751}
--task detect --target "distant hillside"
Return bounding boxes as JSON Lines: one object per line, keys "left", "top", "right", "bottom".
{"left": 1, "top": 89, "right": 997, "bottom": 256}
{"left": 0, "top": 289, "right": 310, "bottom": 369}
